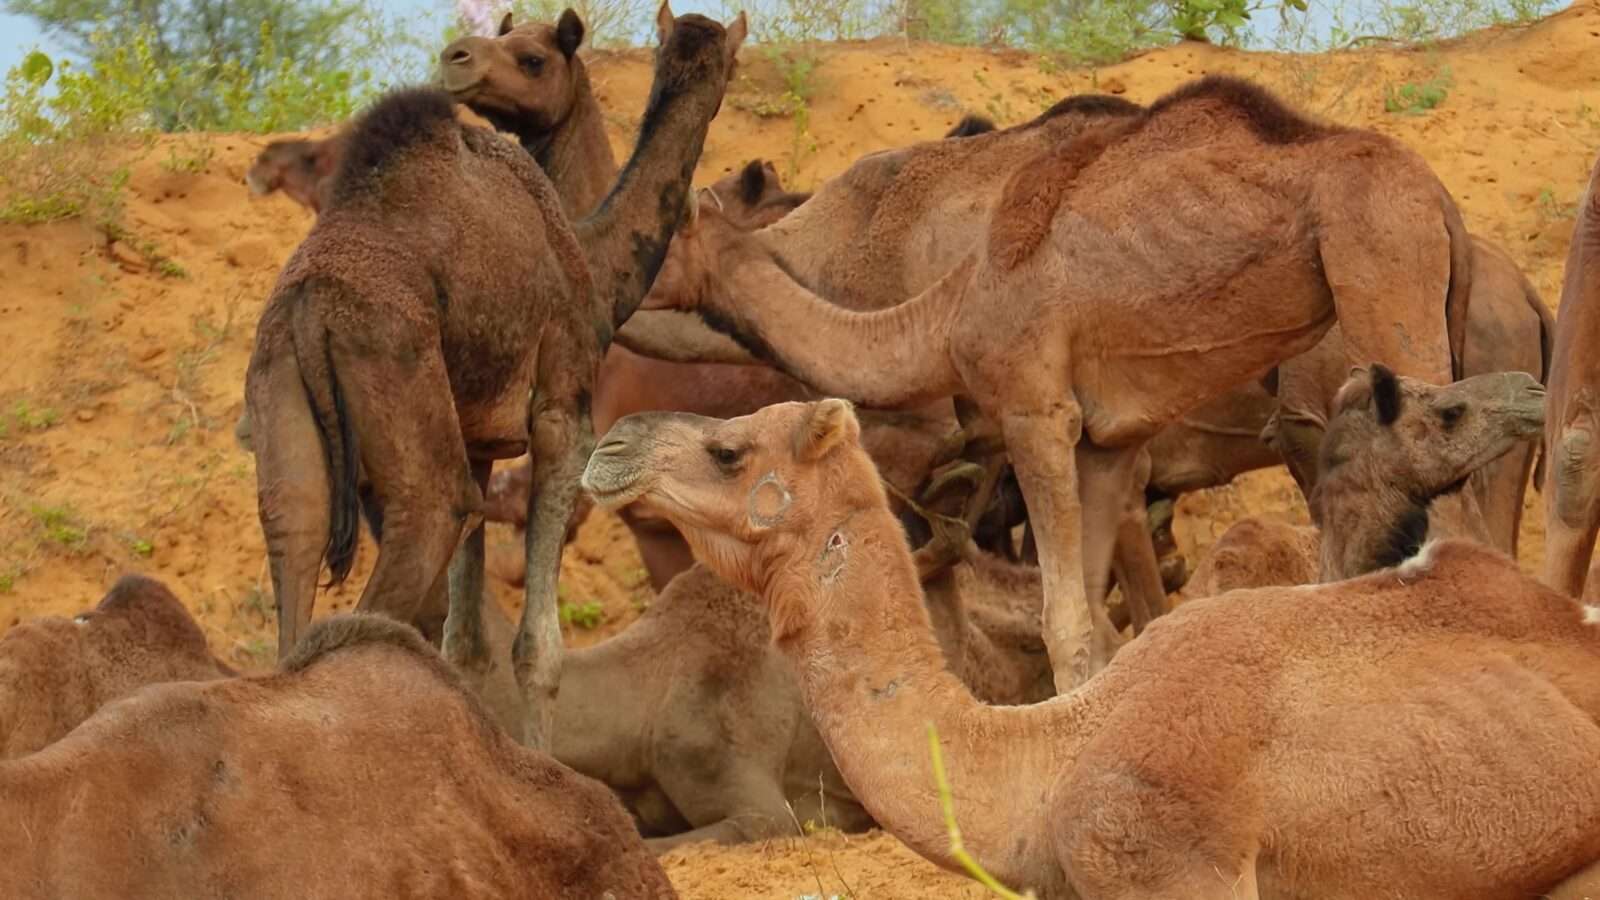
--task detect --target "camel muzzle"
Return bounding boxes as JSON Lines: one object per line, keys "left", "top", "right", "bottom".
{"left": 438, "top": 39, "right": 491, "bottom": 94}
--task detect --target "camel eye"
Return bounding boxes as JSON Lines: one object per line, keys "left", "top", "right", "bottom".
{"left": 1438, "top": 404, "right": 1465, "bottom": 428}
{"left": 708, "top": 445, "right": 743, "bottom": 469}
{"left": 518, "top": 55, "right": 544, "bottom": 75}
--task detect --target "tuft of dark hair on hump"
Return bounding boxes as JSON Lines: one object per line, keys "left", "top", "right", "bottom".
{"left": 738, "top": 159, "right": 768, "bottom": 205}
{"left": 946, "top": 115, "right": 997, "bottom": 138}
{"left": 1370, "top": 363, "right": 1402, "bottom": 426}
{"left": 328, "top": 87, "right": 458, "bottom": 201}
{"left": 95, "top": 573, "right": 181, "bottom": 615}
{"left": 1031, "top": 93, "right": 1145, "bottom": 126}
{"left": 1147, "top": 75, "right": 1338, "bottom": 144}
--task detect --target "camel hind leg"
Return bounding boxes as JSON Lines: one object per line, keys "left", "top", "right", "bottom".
{"left": 247, "top": 348, "right": 332, "bottom": 660}
{"left": 1545, "top": 422, "right": 1600, "bottom": 600}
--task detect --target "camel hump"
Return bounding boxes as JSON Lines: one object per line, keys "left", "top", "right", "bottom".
{"left": 946, "top": 115, "right": 998, "bottom": 138}
{"left": 279, "top": 613, "right": 438, "bottom": 675}
{"left": 1030, "top": 92, "right": 1145, "bottom": 126}
{"left": 329, "top": 87, "right": 459, "bottom": 200}
{"left": 1147, "top": 74, "right": 1340, "bottom": 144}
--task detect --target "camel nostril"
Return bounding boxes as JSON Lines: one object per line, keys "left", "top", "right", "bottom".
{"left": 594, "top": 437, "right": 631, "bottom": 457}
{"left": 448, "top": 49, "right": 472, "bottom": 65}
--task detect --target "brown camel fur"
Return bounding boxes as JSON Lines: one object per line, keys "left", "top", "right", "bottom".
{"left": 643, "top": 76, "right": 1469, "bottom": 690}
{"left": 244, "top": 5, "right": 746, "bottom": 748}
{"left": 582, "top": 398, "right": 1600, "bottom": 900}
{"left": 1545, "top": 153, "right": 1600, "bottom": 601}
{"left": 0, "top": 613, "right": 674, "bottom": 899}
{"left": 246, "top": 134, "right": 347, "bottom": 214}
{"left": 1181, "top": 365, "right": 1544, "bottom": 598}
{"left": 0, "top": 575, "right": 233, "bottom": 759}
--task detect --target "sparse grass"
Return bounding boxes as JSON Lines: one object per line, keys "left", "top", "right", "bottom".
{"left": 1384, "top": 67, "right": 1452, "bottom": 116}
{"left": 2, "top": 400, "right": 60, "bottom": 437}
{"left": 29, "top": 503, "right": 88, "bottom": 548}
{"left": 128, "top": 536, "right": 154, "bottom": 557}
{"left": 1537, "top": 186, "right": 1578, "bottom": 222}
{"left": 559, "top": 599, "right": 606, "bottom": 630}
{"left": 0, "top": 568, "right": 16, "bottom": 594}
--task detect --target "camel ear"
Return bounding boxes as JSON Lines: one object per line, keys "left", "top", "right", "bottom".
{"left": 1370, "top": 363, "right": 1402, "bottom": 426}
{"left": 656, "top": 1, "right": 675, "bottom": 45}
{"left": 738, "top": 159, "right": 766, "bottom": 205}
{"left": 723, "top": 11, "right": 748, "bottom": 68}
{"left": 556, "top": 9, "right": 584, "bottom": 58}
{"left": 795, "top": 399, "right": 860, "bottom": 462}
{"left": 497, "top": 12, "right": 515, "bottom": 36}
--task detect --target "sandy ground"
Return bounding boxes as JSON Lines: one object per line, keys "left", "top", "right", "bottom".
{"left": 0, "top": 1, "right": 1597, "bottom": 894}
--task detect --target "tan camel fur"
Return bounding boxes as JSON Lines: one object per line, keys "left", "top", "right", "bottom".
{"left": 0, "top": 613, "right": 674, "bottom": 899}
{"left": 246, "top": 134, "right": 347, "bottom": 214}
{"left": 1181, "top": 365, "right": 1544, "bottom": 598}
{"left": 1545, "top": 153, "right": 1600, "bottom": 601}
{"left": 644, "top": 76, "right": 1468, "bottom": 690}
{"left": 0, "top": 575, "right": 233, "bottom": 759}
{"left": 582, "top": 398, "right": 1600, "bottom": 900}
{"left": 245, "top": 5, "right": 745, "bottom": 748}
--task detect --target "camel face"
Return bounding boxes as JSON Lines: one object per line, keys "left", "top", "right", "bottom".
{"left": 439, "top": 11, "right": 585, "bottom": 135}
{"left": 584, "top": 399, "right": 862, "bottom": 589}
{"left": 1323, "top": 364, "right": 1544, "bottom": 502}
{"left": 245, "top": 138, "right": 341, "bottom": 212}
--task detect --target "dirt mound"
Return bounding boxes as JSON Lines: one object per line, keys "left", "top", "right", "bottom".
{"left": 1, "top": 3, "right": 1596, "bottom": 893}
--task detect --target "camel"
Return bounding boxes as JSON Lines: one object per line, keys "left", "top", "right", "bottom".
{"left": 0, "top": 574, "right": 233, "bottom": 758}
{"left": 0, "top": 613, "right": 674, "bottom": 899}
{"left": 640, "top": 76, "right": 1469, "bottom": 690}
{"left": 244, "top": 4, "right": 746, "bottom": 748}
{"left": 1180, "top": 365, "right": 1544, "bottom": 598}
{"left": 246, "top": 134, "right": 347, "bottom": 214}
{"left": 582, "top": 397, "right": 1600, "bottom": 900}
{"left": 1545, "top": 152, "right": 1600, "bottom": 601}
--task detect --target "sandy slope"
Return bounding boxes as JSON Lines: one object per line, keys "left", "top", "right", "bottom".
{"left": 0, "top": 2, "right": 1596, "bottom": 894}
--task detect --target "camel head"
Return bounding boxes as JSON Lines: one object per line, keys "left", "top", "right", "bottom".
{"left": 245, "top": 136, "right": 343, "bottom": 213}
{"left": 439, "top": 8, "right": 588, "bottom": 141}
{"left": 583, "top": 399, "right": 877, "bottom": 592}
{"left": 1317, "top": 363, "right": 1545, "bottom": 509}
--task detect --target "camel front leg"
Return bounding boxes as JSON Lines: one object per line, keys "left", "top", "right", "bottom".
{"left": 1109, "top": 446, "right": 1167, "bottom": 634}
{"left": 1000, "top": 401, "right": 1099, "bottom": 692}
{"left": 1546, "top": 423, "right": 1600, "bottom": 600}
{"left": 443, "top": 459, "right": 495, "bottom": 693}
{"left": 515, "top": 400, "right": 594, "bottom": 750}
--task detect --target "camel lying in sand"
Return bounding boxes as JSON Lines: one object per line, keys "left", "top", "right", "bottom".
{"left": 245, "top": 5, "right": 744, "bottom": 747}
{"left": 1181, "top": 366, "right": 1544, "bottom": 598}
{"left": 641, "top": 76, "right": 1469, "bottom": 690}
{"left": 1545, "top": 152, "right": 1600, "bottom": 601}
{"left": 0, "top": 613, "right": 673, "bottom": 899}
{"left": 583, "top": 398, "right": 1600, "bottom": 900}
{"left": 0, "top": 575, "right": 232, "bottom": 758}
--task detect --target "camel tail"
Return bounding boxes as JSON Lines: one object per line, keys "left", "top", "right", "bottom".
{"left": 1441, "top": 189, "right": 1473, "bottom": 382}
{"left": 290, "top": 281, "right": 361, "bottom": 586}
{"left": 1531, "top": 276, "right": 1556, "bottom": 491}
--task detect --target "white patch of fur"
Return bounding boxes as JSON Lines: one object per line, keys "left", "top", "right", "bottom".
{"left": 72, "top": 614, "right": 90, "bottom": 626}
{"left": 1395, "top": 538, "right": 1444, "bottom": 580}
{"left": 1583, "top": 605, "right": 1600, "bottom": 627}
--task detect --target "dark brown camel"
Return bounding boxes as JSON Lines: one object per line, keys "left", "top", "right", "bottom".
{"left": 635, "top": 76, "right": 1469, "bottom": 690}
{"left": 0, "top": 613, "right": 674, "bottom": 899}
{"left": 244, "top": 4, "right": 746, "bottom": 748}
{"left": 0, "top": 575, "right": 233, "bottom": 758}
{"left": 1545, "top": 152, "right": 1600, "bottom": 601}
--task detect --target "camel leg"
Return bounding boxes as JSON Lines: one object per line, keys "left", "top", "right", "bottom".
{"left": 1109, "top": 447, "right": 1167, "bottom": 634}
{"left": 247, "top": 351, "right": 331, "bottom": 660}
{"left": 1000, "top": 401, "right": 1100, "bottom": 692}
{"left": 1546, "top": 424, "right": 1600, "bottom": 600}
{"left": 443, "top": 459, "right": 495, "bottom": 691}
{"left": 648, "top": 764, "right": 795, "bottom": 853}
{"left": 1075, "top": 443, "right": 1152, "bottom": 659}
{"left": 515, "top": 401, "right": 593, "bottom": 750}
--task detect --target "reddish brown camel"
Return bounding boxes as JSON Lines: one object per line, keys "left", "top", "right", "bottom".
{"left": 640, "top": 76, "right": 1468, "bottom": 690}
{"left": 1545, "top": 153, "right": 1600, "bottom": 601}
{"left": 582, "top": 398, "right": 1600, "bottom": 899}
{"left": 1181, "top": 365, "right": 1544, "bottom": 598}
{"left": 0, "top": 613, "right": 674, "bottom": 899}
{"left": 244, "top": 5, "right": 746, "bottom": 748}
{"left": 0, "top": 575, "right": 233, "bottom": 758}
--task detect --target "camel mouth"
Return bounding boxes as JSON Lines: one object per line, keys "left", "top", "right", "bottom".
{"left": 244, "top": 170, "right": 271, "bottom": 196}
{"left": 580, "top": 445, "right": 648, "bottom": 510}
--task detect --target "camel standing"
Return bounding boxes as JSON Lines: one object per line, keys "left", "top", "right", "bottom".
{"left": 1545, "top": 152, "right": 1600, "bottom": 600}
{"left": 244, "top": 5, "right": 745, "bottom": 747}
{"left": 0, "top": 614, "right": 674, "bottom": 899}
{"left": 0, "top": 575, "right": 233, "bottom": 758}
{"left": 643, "top": 76, "right": 1467, "bottom": 690}
{"left": 1180, "top": 366, "right": 1543, "bottom": 597}
{"left": 582, "top": 398, "right": 1600, "bottom": 900}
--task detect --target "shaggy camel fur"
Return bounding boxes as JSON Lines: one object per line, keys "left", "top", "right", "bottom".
{"left": 1545, "top": 153, "right": 1600, "bottom": 601}
{"left": 246, "top": 134, "right": 347, "bottom": 214}
{"left": 583, "top": 398, "right": 1600, "bottom": 900}
{"left": 0, "top": 613, "right": 673, "bottom": 899}
{"left": 245, "top": 5, "right": 745, "bottom": 748}
{"left": 1181, "top": 365, "right": 1544, "bottom": 597}
{"left": 0, "top": 575, "right": 232, "bottom": 758}
{"left": 644, "top": 76, "right": 1468, "bottom": 690}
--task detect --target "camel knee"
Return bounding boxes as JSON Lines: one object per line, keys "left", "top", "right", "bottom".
{"left": 1551, "top": 427, "right": 1599, "bottom": 527}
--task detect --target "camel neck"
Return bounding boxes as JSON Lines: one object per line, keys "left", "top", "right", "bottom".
{"left": 577, "top": 67, "right": 723, "bottom": 333}
{"left": 767, "top": 503, "right": 1093, "bottom": 888}
{"left": 699, "top": 247, "right": 969, "bottom": 410}
{"left": 535, "top": 63, "right": 618, "bottom": 220}
{"left": 1313, "top": 465, "right": 1439, "bottom": 579}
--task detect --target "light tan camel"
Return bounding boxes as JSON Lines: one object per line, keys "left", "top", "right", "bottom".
{"left": 0, "top": 575, "right": 233, "bottom": 758}
{"left": 1181, "top": 365, "right": 1544, "bottom": 598}
{"left": 644, "top": 76, "right": 1468, "bottom": 690}
{"left": 582, "top": 398, "right": 1600, "bottom": 900}
{"left": 245, "top": 6, "right": 745, "bottom": 748}
{"left": 0, "top": 613, "right": 674, "bottom": 899}
{"left": 1545, "top": 152, "right": 1600, "bottom": 601}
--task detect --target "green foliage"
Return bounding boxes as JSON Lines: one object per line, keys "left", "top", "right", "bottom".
{"left": 1384, "top": 68, "right": 1451, "bottom": 115}
{"left": 30, "top": 504, "right": 87, "bottom": 548}
{"left": 1169, "top": 0, "right": 1256, "bottom": 41}
{"left": 559, "top": 599, "right": 606, "bottom": 630}
{"left": 5, "top": 401, "right": 60, "bottom": 433}
{"left": 0, "top": 569, "right": 14, "bottom": 594}
{"left": 1536, "top": 187, "right": 1577, "bottom": 222}
{"left": 129, "top": 537, "right": 154, "bottom": 557}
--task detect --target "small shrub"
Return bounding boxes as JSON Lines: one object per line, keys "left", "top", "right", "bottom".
{"left": 559, "top": 599, "right": 606, "bottom": 630}
{"left": 129, "top": 537, "right": 154, "bottom": 557}
{"left": 1536, "top": 187, "right": 1578, "bottom": 222}
{"left": 1384, "top": 69, "right": 1451, "bottom": 115}
{"left": 30, "top": 504, "right": 87, "bottom": 547}
{"left": 0, "top": 570, "right": 14, "bottom": 594}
